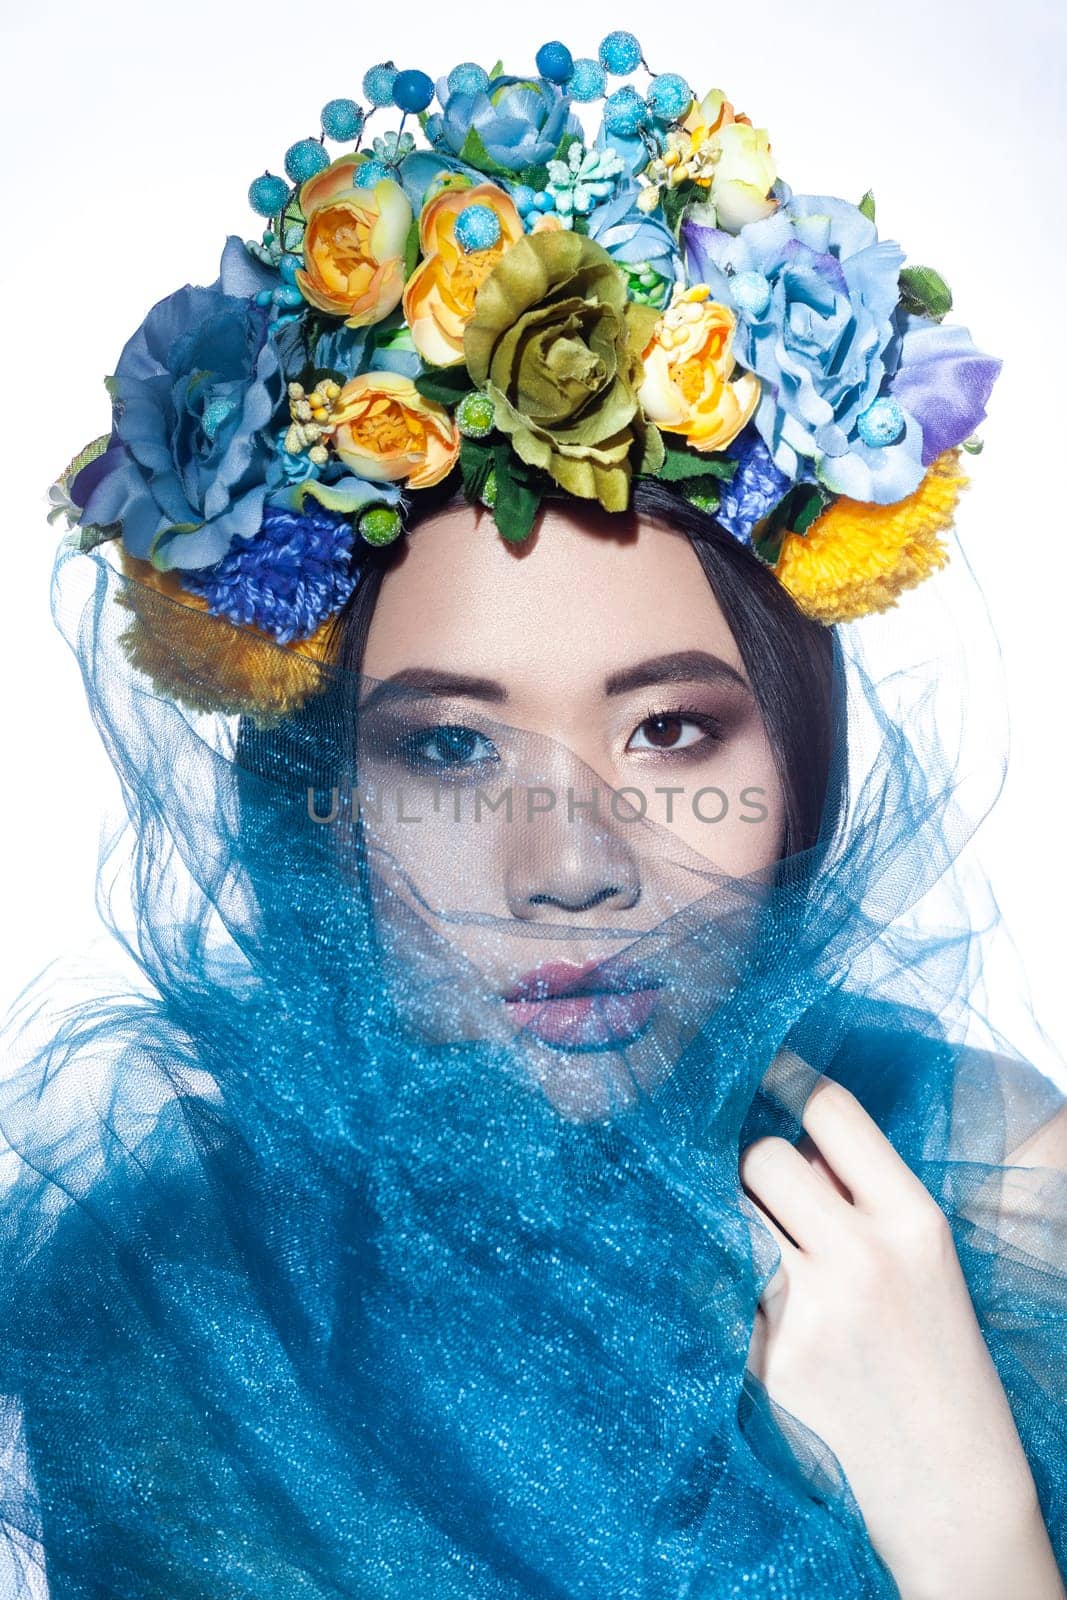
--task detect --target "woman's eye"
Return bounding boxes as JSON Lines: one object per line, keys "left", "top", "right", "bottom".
{"left": 401, "top": 724, "right": 500, "bottom": 771}
{"left": 626, "top": 712, "right": 721, "bottom": 753}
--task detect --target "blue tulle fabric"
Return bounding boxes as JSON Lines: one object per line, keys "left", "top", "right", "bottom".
{"left": 0, "top": 528, "right": 1064, "bottom": 1597}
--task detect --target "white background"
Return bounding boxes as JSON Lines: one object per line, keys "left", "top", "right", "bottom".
{"left": 1, "top": 0, "right": 1065, "bottom": 1081}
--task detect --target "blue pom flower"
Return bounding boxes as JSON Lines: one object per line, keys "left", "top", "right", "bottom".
{"left": 856, "top": 397, "right": 906, "bottom": 447}
{"left": 598, "top": 31, "right": 642, "bottom": 75}
{"left": 714, "top": 428, "right": 793, "bottom": 545}
{"left": 248, "top": 174, "right": 289, "bottom": 218}
{"left": 646, "top": 73, "right": 692, "bottom": 122}
{"left": 454, "top": 203, "right": 502, "bottom": 253}
{"left": 180, "top": 504, "right": 361, "bottom": 644}
{"left": 320, "top": 98, "right": 364, "bottom": 142}
{"left": 284, "top": 139, "right": 329, "bottom": 184}
{"left": 448, "top": 62, "right": 489, "bottom": 97}
{"left": 568, "top": 58, "right": 606, "bottom": 102}
{"left": 363, "top": 62, "right": 398, "bottom": 106}
{"left": 603, "top": 86, "right": 646, "bottom": 138}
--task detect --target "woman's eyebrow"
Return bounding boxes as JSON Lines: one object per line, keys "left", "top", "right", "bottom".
{"left": 603, "top": 651, "right": 752, "bottom": 698}
{"left": 359, "top": 668, "right": 508, "bottom": 711}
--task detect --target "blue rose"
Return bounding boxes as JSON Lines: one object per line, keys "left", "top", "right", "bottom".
{"left": 434, "top": 73, "right": 582, "bottom": 173}
{"left": 683, "top": 196, "right": 925, "bottom": 503}
{"left": 586, "top": 182, "right": 681, "bottom": 298}
{"left": 71, "top": 257, "right": 288, "bottom": 572}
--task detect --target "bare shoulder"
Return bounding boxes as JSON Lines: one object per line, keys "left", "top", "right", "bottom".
{"left": 1004, "top": 1099, "right": 1067, "bottom": 1172}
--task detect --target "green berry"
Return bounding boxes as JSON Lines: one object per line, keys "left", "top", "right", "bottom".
{"left": 456, "top": 391, "right": 496, "bottom": 439}
{"left": 358, "top": 506, "right": 403, "bottom": 546}
{"left": 480, "top": 467, "right": 497, "bottom": 510}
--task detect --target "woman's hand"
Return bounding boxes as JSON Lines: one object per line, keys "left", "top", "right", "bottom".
{"left": 740, "top": 1071, "right": 1066, "bottom": 1600}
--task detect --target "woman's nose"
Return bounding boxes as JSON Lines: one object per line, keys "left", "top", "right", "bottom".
{"left": 504, "top": 783, "right": 642, "bottom": 922}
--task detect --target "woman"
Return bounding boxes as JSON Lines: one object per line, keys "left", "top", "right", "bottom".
{"left": 4, "top": 36, "right": 1066, "bottom": 1598}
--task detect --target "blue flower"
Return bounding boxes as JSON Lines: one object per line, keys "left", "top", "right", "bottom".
{"left": 714, "top": 427, "right": 792, "bottom": 544}
{"left": 179, "top": 503, "right": 361, "bottom": 643}
{"left": 71, "top": 255, "right": 288, "bottom": 572}
{"left": 585, "top": 182, "right": 681, "bottom": 295}
{"left": 682, "top": 196, "right": 925, "bottom": 504}
{"left": 435, "top": 73, "right": 582, "bottom": 173}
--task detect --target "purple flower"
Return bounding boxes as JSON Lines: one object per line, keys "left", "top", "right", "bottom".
{"left": 715, "top": 428, "right": 792, "bottom": 544}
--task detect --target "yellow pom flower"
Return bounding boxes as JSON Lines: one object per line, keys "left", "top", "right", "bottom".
{"left": 113, "top": 549, "right": 337, "bottom": 729}
{"left": 773, "top": 449, "right": 968, "bottom": 625}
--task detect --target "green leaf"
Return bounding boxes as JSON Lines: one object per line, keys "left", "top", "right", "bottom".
{"left": 72, "top": 520, "right": 121, "bottom": 551}
{"left": 459, "top": 435, "right": 494, "bottom": 502}
{"left": 961, "top": 434, "right": 985, "bottom": 455}
{"left": 492, "top": 441, "right": 542, "bottom": 543}
{"left": 637, "top": 421, "right": 665, "bottom": 476}
{"left": 898, "top": 265, "right": 953, "bottom": 322}
{"left": 403, "top": 215, "right": 420, "bottom": 278}
{"left": 488, "top": 59, "right": 505, "bottom": 78}
{"left": 413, "top": 366, "right": 473, "bottom": 406}
{"left": 660, "top": 183, "right": 692, "bottom": 237}
{"left": 751, "top": 483, "right": 830, "bottom": 565}
{"left": 104, "top": 374, "right": 119, "bottom": 402}
{"left": 517, "top": 161, "right": 550, "bottom": 192}
{"left": 654, "top": 440, "right": 738, "bottom": 484}
{"left": 858, "top": 190, "right": 876, "bottom": 223}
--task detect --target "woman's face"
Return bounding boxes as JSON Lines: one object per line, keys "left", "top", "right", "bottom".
{"left": 351, "top": 501, "right": 788, "bottom": 1120}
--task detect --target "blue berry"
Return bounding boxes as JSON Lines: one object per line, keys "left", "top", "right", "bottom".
{"left": 857, "top": 397, "right": 906, "bottom": 448}
{"left": 278, "top": 254, "right": 301, "bottom": 285}
{"left": 447, "top": 61, "right": 489, "bottom": 97}
{"left": 453, "top": 203, "right": 502, "bottom": 253}
{"left": 393, "top": 69, "right": 435, "bottom": 112}
{"left": 646, "top": 73, "right": 692, "bottom": 121}
{"left": 532, "top": 189, "right": 554, "bottom": 211}
{"left": 598, "top": 30, "right": 642, "bottom": 75}
{"left": 535, "top": 41, "right": 573, "bottom": 83}
{"left": 320, "top": 97, "right": 364, "bottom": 141}
{"left": 284, "top": 139, "right": 330, "bottom": 184}
{"left": 731, "top": 271, "right": 773, "bottom": 319}
{"left": 248, "top": 173, "right": 289, "bottom": 218}
{"left": 363, "top": 62, "right": 398, "bottom": 106}
{"left": 568, "top": 58, "right": 606, "bottom": 101}
{"left": 511, "top": 183, "right": 537, "bottom": 215}
{"left": 357, "top": 158, "right": 392, "bottom": 186}
{"left": 603, "top": 86, "right": 646, "bottom": 138}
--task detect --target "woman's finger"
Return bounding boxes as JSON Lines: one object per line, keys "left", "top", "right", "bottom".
{"left": 739, "top": 1134, "right": 849, "bottom": 1252}
{"left": 795, "top": 1069, "right": 933, "bottom": 1215}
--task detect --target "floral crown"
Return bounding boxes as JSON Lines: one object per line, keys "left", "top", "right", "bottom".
{"left": 50, "top": 34, "right": 1000, "bottom": 726}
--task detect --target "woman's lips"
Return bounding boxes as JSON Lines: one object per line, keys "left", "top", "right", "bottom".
{"left": 502, "top": 959, "right": 662, "bottom": 1049}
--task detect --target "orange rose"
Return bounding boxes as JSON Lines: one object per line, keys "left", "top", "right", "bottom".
{"left": 325, "top": 371, "right": 459, "bottom": 489}
{"left": 637, "top": 285, "right": 760, "bottom": 453}
{"left": 402, "top": 183, "right": 524, "bottom": 366}
{"left": 294, "top": 152, "right": 413, "bottom": 328}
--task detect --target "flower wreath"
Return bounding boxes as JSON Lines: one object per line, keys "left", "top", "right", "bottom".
{"left": 50, "top": 34, "right": 1001, "bottom": 724}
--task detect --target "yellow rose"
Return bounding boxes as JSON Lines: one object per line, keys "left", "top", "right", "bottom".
{"left": 402, "top": 183, "right": 524, "bottom": 366}
{"left": 637, "top": 285, "right": 760, "bottom": 453}
{"left": 639, "top": 90, "right": 778, "bottom": 232}
{"left": 294, "top": 152, "right": 413, "bottom": 329}
{"left": 682, "top": 91, "right": 777, "bottom": 231}
{"left": 325, "top": 371, "right": 459, "bottom": 489}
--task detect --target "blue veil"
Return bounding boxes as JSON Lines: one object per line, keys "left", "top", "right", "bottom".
{"left": 0, "top": 512, "right": 1064, "bottom": 1597}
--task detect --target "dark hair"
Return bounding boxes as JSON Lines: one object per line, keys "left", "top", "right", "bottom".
{"left": 326, "top": 477, "right": 848, "bottom": 861}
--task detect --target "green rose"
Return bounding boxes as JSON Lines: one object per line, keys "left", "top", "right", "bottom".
{"left": 463, "top": 230, "right": 664, "bottom": 512}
